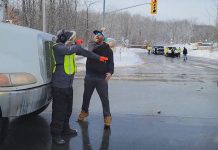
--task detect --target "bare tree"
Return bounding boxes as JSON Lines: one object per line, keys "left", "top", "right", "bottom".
{"left": 4, "top": 0, "right": 217, "bottom": 45}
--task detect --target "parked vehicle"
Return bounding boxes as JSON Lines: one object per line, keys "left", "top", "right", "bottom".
{"left": 0, "top": 23, "right": 55, "bottom": 143}
{"left": 164, "top": 46, "right": 180, "bottom": 57}
{"left": 152, "top": 46, "right": 164, "bottom": 55}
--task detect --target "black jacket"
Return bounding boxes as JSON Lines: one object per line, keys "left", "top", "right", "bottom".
{"left": 183, "top": 48, "right": 188, "bottom": 55}
{"left": 86, "top": 41, "right": 114, "bottom": 77}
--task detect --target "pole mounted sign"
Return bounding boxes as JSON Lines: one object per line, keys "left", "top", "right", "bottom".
{"left": 150, "top": 0, "right": 157, "bottom": 14}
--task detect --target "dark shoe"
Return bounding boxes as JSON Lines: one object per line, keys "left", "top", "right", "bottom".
{"left": 52, "top": 135, "right": 66, "bottom": 145}
{"left": 63, "top": 128, "right": 78, "bottom": 137}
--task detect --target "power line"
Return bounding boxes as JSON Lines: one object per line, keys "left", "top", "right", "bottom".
{"left": 106, "top": 2, "right": 150, "bottom": 14}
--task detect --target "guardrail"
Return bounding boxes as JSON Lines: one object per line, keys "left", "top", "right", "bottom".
{"left": 127, "top": 44, "right": 146, "bottom": 48}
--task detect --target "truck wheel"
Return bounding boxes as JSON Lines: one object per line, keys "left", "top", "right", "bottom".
{"left": 0, "top": 117, "right": 9, "bottom": 144}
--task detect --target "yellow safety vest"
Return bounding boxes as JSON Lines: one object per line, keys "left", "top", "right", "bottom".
{"left": 52, "top": 43, "right": 77, "bottom": 75}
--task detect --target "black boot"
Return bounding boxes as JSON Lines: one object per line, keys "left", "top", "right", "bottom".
{"left": 52, "top": 135, "right": 66, "bottom": 145}
{"left": 63, "top": 128, "right": 78, "bottom": 137}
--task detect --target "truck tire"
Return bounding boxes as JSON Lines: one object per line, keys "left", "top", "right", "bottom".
{"left": 0, "top": 117, "right": 9, "bottom": 145}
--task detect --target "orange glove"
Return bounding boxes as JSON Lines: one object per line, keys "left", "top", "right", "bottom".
{"left": 99, "top": 56, "right": 108, "bottom": 62}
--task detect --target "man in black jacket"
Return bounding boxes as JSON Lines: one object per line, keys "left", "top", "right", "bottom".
{"left": 77, "top": 30, "right": 114, "bottom": 128}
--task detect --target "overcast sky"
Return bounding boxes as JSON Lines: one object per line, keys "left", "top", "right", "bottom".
{"left": 88, "top": 0, "right": 217, "bottom": 25}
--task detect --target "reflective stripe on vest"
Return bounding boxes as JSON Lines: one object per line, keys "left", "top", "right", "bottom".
{"left": 64, "top": 54, "right": 76, "bottom": 75}
{"left": 52, "top": 43, "right": 77, "bottom": 75}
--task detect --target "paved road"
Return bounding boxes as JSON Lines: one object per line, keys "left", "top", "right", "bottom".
{"left": 1, "top": 51, "right": 218, "bottom": 150}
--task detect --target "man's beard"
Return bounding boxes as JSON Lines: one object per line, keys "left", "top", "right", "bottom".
{"left": 95, "top": 39, "right": 103, "bottom": 44}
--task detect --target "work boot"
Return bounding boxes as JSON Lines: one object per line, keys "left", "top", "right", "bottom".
{"left": 77, "top": 110, "right": 89, "bottom": 121}
{"left": 104, "top": 116, "right": 112, "bottom": 128}
{"left": 63, "top": 128, "right": 78, "bottom": 137}
{"left": 52, "top": 135, "right": 66, "bottom": 145}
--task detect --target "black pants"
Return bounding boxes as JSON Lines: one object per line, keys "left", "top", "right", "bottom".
{"left": 50, "top": 87, "right": 73, "bottom": 136}
{"left": 82, "top": 77, "right": 111, "bottom": 117}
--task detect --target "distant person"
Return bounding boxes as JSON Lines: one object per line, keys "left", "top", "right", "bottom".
{"left": 183, "top": 47, "right": 188, "bottom": 61}
{"left": 177, "top": 47, "right": 181, "bottom": 58}
{"left": 147, "top": 46, "right": 152, "bottom": 55}
{"left": 77, "top": 29, "right": 114, "bottom": 128}
{"left": 164, "top": 47, "right": 169, "bottom": 56}
{"left": 171, "top": 47, "right": 175, "bottom": 57}
{"left": 50, "top": 29, "right": 108, "bottom": 145}
{"left": 154, "top": 47, "right": 157, "bottom": 54}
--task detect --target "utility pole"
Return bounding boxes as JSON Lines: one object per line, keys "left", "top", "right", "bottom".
{"left": 0, "top": 0, "right": 8, "bottom": 21}
{"left": 216, "top": 1, "right": 218, "bottom": 42}
{"left": 85, "top": 1, "right": 97, "bottom": 45}
{"left": 216, "top": 1, "right": 218, "bottom": 26}
{"left": 42, "top": 0, "right": 46, "bottom": 32}
{"left": 0, "top": 0, "right": 3, "bottom": 21}
{"left": 74, "top": 0, "right": 77, "bottom": 30}
{"left": 102, "top": 0, "right": 105, "bottom": 27}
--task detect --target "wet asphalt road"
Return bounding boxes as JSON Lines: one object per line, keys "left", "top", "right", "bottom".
{"left": 1, "top": 51, "right": 218, "bottom": 150}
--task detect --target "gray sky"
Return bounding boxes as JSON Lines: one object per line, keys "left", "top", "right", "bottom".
{"left": 90, "top": 0, "right": 217, "bottom": 25}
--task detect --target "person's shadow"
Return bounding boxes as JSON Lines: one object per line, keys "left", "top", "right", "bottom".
{"left": 78, "top": 121, "right": 111, "bottom": 150}
{"left": 0, "top": 116, "right": 51, "bottom": 150}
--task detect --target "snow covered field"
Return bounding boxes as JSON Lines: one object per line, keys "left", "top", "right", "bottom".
{"left": 188, "top": 49, "right": 218, "bottom": 60}
{"left": 76, "top": 47, "right": 145, "bottom": 68}
{"left": 76, "top": 46, "right": 218, "bottom": 72}
{"left": 170, "top": 44, "right": 218, "bottom": 60}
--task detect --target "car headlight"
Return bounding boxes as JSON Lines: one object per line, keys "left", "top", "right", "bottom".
{"left": 0, "top": 73, "right": 37, "bottom": 87}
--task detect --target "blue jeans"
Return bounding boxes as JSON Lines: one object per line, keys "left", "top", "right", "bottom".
{"left": 183, "top": 54, "right": 187, "bottom": 61}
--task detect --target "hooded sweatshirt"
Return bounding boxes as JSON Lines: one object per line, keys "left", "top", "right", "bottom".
{"left": 86, "top": 41, "right": 114, "bottom": 78}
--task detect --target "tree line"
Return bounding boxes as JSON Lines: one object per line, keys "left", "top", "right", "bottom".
{"left": 3, "top": 0, "right": 218, "bottom": 45}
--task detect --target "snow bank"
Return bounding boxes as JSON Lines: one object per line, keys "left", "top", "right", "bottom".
{"left": 76, "top": 46, "right": 218, "bottom": 72}
{"left": 188, "top": 50, "right": 218, "bottom": 60}
{"left": 76, "top": 47, "right": 145, "bottom": 68}
{"left": 169, "top": 44, "right": 218, "bottom": 60}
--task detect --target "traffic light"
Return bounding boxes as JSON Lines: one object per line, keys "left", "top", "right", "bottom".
{"left": 150, "top": 0, "right": 157, "bottom": 14}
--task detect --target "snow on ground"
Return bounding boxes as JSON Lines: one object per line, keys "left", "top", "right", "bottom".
{"left": 113, "top": 47, "right": 144, "bottom": 67}
{"left": 171, "top": 44, "right": 218, "bottom": 60}
{"left": 76, "top": 47, "right": 144, "bottom": 68}
{"left": 188, "top": 50, "right": 218, "bottom": 60}
{"left": 76, "top": 46, "right": 218, "bottom": 72}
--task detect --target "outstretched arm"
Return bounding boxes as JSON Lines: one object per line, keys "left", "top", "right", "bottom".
{"left": 75, "top": 45, "right": 100, "bottom": 60}
{"left": 76, "top": 45, "right": 108, "bottom": 62}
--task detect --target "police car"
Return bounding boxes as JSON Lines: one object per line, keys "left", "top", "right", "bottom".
{"left": 152, "top": 46, "right": 164, "bottom": 55}
{"left": 164, "top": 46, "right": 180, "bottom": 57}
